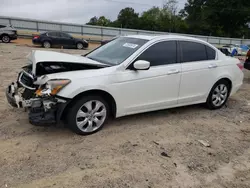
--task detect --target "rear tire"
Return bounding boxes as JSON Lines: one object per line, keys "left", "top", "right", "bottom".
{"left": 2, "top": 35, "right": 10, "bottom": 43}
{"left": 43, "top": 41, "right": 51, "bottom": 48}
{"left": 206, "top": 80, "right": 230, "bottom": 110}
{"left": 67, "top": 96, "right": 109, "bottom": 135}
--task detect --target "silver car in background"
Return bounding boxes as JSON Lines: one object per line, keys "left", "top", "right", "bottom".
{"left": 0, "top": 24, "right": 18, "bottom": 43}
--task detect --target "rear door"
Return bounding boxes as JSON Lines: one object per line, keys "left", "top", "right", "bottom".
{"left": 178, "top": 41, "right": 220, "bottom": 104}
{"left": 60, "top": 32, "right": 75, "bottom": 47}
{"left": 47, "top": 32, "right": 61, "bottom": 46}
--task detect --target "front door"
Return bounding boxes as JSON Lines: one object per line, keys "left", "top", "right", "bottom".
{"left": 60, "top": 32, "right": 75, "bottom": 47}
{"left": 113, "top": 40, "right": 181, "bottom": 116}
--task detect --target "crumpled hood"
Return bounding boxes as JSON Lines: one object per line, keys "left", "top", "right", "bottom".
{"left": 34, "top": 65, "right": 117, "bottom": 85}
{"left": 27, "top": 50, "right": 105, "bottom": 71}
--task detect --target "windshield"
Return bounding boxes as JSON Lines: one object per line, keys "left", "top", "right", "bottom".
{"left": 86, "top": 37, "right": 148, "bottom": 65}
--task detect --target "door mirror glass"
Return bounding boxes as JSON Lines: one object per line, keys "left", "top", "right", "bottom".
{"left": 133, "top": 60, "right": 150, "bottom": 70}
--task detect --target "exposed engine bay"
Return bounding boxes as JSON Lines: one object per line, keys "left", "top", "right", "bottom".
{"left": 19, "top": 62, "right": 102, "bottom": 90}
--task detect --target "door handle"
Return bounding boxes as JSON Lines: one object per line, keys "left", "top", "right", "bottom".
{"left": 167, "top": 69, "right": 180, "bottom": 75}
{"left": 208, "top": 64, "right": 218, "bottom": 69}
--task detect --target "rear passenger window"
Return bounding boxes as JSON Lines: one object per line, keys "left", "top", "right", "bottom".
{"left": 136, "top": 41, "right": 177, "bottom": 66}
{"left": 206, "top": 46, "right": 216, "bottom": 60}
{"left": 180, "top": 41, "right": 207, "bottom": 63}
{"left": 48, "top": 32, "right": 60, "bottom": 37}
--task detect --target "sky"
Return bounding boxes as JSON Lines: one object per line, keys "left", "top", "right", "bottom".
{"left": 0, "top": 0, "right": 186, "bottom": 24}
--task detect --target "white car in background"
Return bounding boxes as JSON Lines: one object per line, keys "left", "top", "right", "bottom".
{"left": 6, "top": 35, "right": 244, "bottom": 135}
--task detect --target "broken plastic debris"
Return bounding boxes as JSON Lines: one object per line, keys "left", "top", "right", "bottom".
{"left": 197, "top": 140, "right": 211, "bottom": 147}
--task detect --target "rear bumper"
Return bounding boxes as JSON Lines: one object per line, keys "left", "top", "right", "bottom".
{"left": 231, "top": 83, "right": 243, "bottom": 96}
{"left": 32, "top": 39, "right": 42, "bottom": 45}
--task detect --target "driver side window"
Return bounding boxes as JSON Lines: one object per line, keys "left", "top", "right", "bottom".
{"left": 135, "top": 41, "right": 177, "bottom": 67}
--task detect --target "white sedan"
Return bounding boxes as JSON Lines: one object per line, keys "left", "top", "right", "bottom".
{"left": 6, "top": 35, "right": 244, "bottom": 135}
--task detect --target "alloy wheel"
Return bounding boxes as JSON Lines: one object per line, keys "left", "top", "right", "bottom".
{"left": 76, "top": 100, "right": 107, "bottom": 133}
{"left": 77, "top": 43, "right": 83, "bottom": 49}
{"left": 43, "top": 41, "right": 51, "bottom": 48}
{"left": 212, "top": 84, "right": 228, "bottom": 107}
{"left": 2, "top": 36, "right": 10, "bottom": 43}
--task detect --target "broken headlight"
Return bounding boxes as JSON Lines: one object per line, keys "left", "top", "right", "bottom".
{"left": 36, "top": 79, "right": 71, "bottom": 96}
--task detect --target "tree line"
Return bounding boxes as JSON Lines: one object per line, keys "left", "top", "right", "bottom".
{"left": 87, "top": 0, "right": 250, "bottom": 38}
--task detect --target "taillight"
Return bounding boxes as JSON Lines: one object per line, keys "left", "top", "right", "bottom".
{"left": 237, "top": 63, "right": 244, "bottom": 71}
{"left": 33, "top": 35, "right": 39, "bottom": 39}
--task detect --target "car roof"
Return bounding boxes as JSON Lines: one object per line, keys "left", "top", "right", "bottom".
{"left": 124, "top": 34, "right": 210, "bottom": 44}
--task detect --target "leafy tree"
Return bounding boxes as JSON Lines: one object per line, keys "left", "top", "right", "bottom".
{"left": 87, "top": 16, "right": 98, "bottom": 25}
{"left": 96, "top": 16, "right": 111, "bottom": 26}
{"left": 87, "top": 16, "right": 111, "bottom": 27}
{"left": 139, "top": 7, "right": 162, "bottom": 31}
{"left": 117, "top": 7, "right": 139, "bottom": 29}
{"left": 181, "top": 0, "right": 250, "bottom": 37}
{"left": 181, "top": 0, "right": 210, "bottom": 35}
{"left": 85, "top": 0, "right": 250, "bottom": 38}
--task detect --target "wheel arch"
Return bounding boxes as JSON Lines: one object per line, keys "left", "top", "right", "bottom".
{"left": 60, "top": 89, "right": 117, "bottom": 120}
{"left": 42, "top": 39, "right": 52, "bottom": 44}
{"left": 215, "top": 77, "right": 232, "bottom": 93}
{"left": 0, "top": 33, "right": 10, "bottom": 39}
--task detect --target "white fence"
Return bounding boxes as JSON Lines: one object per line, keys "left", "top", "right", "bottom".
{"left": 1, "top": 16, "right": 250, "bottom": 45}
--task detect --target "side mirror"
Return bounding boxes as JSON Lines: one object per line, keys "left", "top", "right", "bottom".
{"left": 133, "top": 60, "right": 150, "bottom": 70}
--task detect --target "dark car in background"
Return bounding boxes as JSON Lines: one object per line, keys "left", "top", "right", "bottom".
{"left": 0, "top": 24, "right": 17, "bottom": 43}
{"left": 218, "top": 47, "right": 231, "bottom": 56}
{"left": 32, "top": 31, "right": 89, "bottom": 49}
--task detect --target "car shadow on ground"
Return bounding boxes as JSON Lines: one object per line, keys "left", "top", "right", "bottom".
{"left": 3, "top": 97, "right": 242, "bottom": 140}
{"left": 25, "top": 104, "right": 206, "bottom": 136}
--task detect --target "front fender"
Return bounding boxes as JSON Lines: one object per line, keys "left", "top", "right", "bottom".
{"left": 57, "top": 82, "right": 112, "bottom": 99}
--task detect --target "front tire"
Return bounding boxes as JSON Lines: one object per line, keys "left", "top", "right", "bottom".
{"left": 2, "top": 35, "right": 10, "bottom": 43}
{"left": 67, "top": 96, "right": 109, "bottom": 135}
{"left": 76, "top": 42, "right": 84, "bottom": 50}
{"left": 206, "top": 80, "right": 230, "bottom": 110}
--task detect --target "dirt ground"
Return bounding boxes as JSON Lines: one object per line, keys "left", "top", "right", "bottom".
{"left": 0, "top": 39, "right": 250, "bottom": 188}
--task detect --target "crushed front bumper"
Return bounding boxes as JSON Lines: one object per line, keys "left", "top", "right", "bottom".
{"left": 6, "top": 84, "right": 18, "bottom": 107}
{"left": 28, "top": 99, "right": 70, "bottom": 126}
{"left": 6, "top": 82, "right": 70, "bottom": 126}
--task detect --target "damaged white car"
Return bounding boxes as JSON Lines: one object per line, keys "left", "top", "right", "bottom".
{"left": 6, "top": 35, "right": 244, "bottom": 135}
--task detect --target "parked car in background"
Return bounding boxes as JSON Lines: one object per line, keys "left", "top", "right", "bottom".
{"left": 32, "top": 31, "right": 89, "bottom": 49}
{"left": 6, "top": 35, "right": 244, "bottom": 135}
{"left": 222, "top": 44, "right": 242, "bottom": 56}
{"left": 218, "top": 47, "right": 231, "bottom": 56}
{"left": 0, "top": 24, "right": 17, "bottom": 43}
{"left": 240, "top": 44, "right": 249, "bottom": 55}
